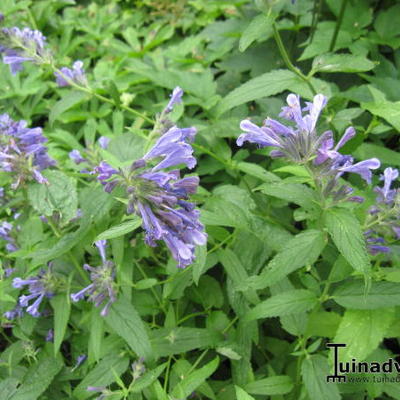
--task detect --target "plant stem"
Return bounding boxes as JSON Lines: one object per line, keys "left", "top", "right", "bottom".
{"left": 329, "top": 0, "right": 348, "bottom": 52}
{"left": 272, "top": 23, "right": 317, "bottom": 95}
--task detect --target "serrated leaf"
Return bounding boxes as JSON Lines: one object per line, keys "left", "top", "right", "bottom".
{"left": 95, "top": 217, "right": 141, "bottom": 241}
{"left": 301, "top": 355, "right": 340, "bottom": 400}
{"left": 248, "top": 230, "right": 326, "bottom": 290}
{"left": 9, "top": 355, "right": 63, "bottom": 400}
{"left": 256, "top": 182, "right": 318, "bottom": 209}
{"left": 50, "top": 293, "right": 70, "bottom": 355}
{"left": 236, "top": 161, "right": 280, "bottom": 183}
{"left": 151, "top": 328, "right": 223, "bottom": 357}
{"left": 104, "top": 297, "right": 152, "bottom": 359}
{"left": 362, "top": 99, "right": 400, "bottom": 131}
{"left": 239, "top": 14, "right": 274, "bottom": 52}
{"left": 312, "top": 53, "right": 375, "bottom": 73}
{"left": 49, "top": 90, "right": 88, "bottom": 125}
{"left": 333, "top": 309, "right": 394, "bottom": 362}
{"left": 73, "top": 354, "right": 129, "bottom": 399}
{"left": 244, "top": 376, "right": 293, "bottom": 395}
{"left": 354, "top": 143, "right": 400, "bottom": 167}
{"left": 192, "top": 245, "right": 207, "bottom": 285}
{"left": 245, "top": 289, "right": 318, "bottom": 322}
{"left": 325, "top": 208, "right": 370, "bottom": 273}
{"left": 333, "top": 280, "right": 400, "bottom": 309}
{"left": 28, "top": 170, "right": 78, "bottom": 225}
{"left": 171, "top": 357, "right": 219, "bottom": 398}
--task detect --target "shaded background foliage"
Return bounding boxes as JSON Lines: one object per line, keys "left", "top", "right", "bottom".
{"left": 1, "top": 0, "right": 400, "bottom": 399}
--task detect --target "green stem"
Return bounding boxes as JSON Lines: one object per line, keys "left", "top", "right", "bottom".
{"left": 272, "top": 23, "right": 317, "bottom": 95}
{"left": 309, "top": 0, "right": 322, "bottom": 43}
{"left": 329, "top": 0, "right": 348, "bottom": 52}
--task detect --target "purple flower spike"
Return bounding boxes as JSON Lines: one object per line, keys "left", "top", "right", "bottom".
{"left": 70, "top": 241, "right": 116, "bottom": 317}
{"left": 164, "top": 86, "right": 184, "bottom": 113}
{"left": 1, "top": 27, "right": 51, "bottom": 73}
{"left": 69, "top": 149, "right": 86, "bottom": 164}
{"left": 55, "top": 60, "right": 87, "bottom": 87}
{"left": 10, "top": 268, "right": 55, "bottom": 317}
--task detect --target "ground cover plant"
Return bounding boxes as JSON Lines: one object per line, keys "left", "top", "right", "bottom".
{"left": 1, "top": 0, "right": 400, "bottom": 399}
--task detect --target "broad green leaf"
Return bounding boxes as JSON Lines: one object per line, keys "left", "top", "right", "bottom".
{"left": 248, "top": 230, "right": 326, "bottom": 290}
{"left": 216, "top": 346, "right": 242, "bottom": 360}
{"left": 306, "top": 311, "right": 341, "bottom": 338}
{"left": 172, "top": 357, "right": 219, "bottom": 398}
{"left": 244, "top": 376, "right": 293, "bottom": 395}
{"left": 95, "top": 217, "right": 142, "bottom": 241}
{"left": 217, "top": 70, "right": 297, "bottom": 115}
{"left": 192, "top": 245, "right": 208, "bottom": 285}
{"left": 219, "top": 249, "right": 259, "bottom": 304}
{"left": 245, "top": 289, "right": 318, "bottom": 321}
{"left": 50, "top": 293, "right": 70, "bottom": 355}
{"left": 104, "top": 297, "right": 152, "bottom": 359}
{"left": 325, "top": 208, "right": 370, "bottom": 273}
{"left": 28, "top": 170, "right": 78, "bottom": 225}
{"left": 151, "top": 328, "right": 223, "bottom": 357}
{"left": 0, "top": 378, "right": 18, "bottom": 400}
{"left": 239, "top": 14, "right": 274, "bottom": 52}
{"left": 301, "top": 355, "right": 340, "bottom": 400}
{"left": 374, "top": 4, "right": 400, "bottom": 39}
{"left": 49, "top": 90, "right": 88, "bottom": 125}
{"left": 235, "top": 386, "right": 256, "bottom": 400}
{"left": 362, "top": 99, "right": 400, "bottom": 131}
{"left": 312, "top": 53, "right": 375, "bottom": 73}
{"left": 236, "top": 161, "right": 280, "bottom": 183}
{"left": 333, "top": 280, "right": 400, "bottom": 309}
{"left": 354, "top": 143, "right": 400, "bottom": 167}
{"left": 108, "top": 133, "right": 146, "bottom": 163}
{"left": 28, "top": 218, "right": 91, "bottom": 264}
{"left": 256, "top": 182, "right": 318, "bottom": 209}
{"left": 88, "top": 308, "right": 104, "bottom": 363}
{"left": 333, "top": 309, "right": 394, "bottom": 362}
{"left": 131, "top": 363, "right": 167, "bottom": 393}
{"left": 10, "top": 355, "right": 63, "bottom": 400}
{"left": 135, "top": 278, "right": 158, "bottom": 290}
{"left": 73, "top": 354, "right": 129, "bottom": 399}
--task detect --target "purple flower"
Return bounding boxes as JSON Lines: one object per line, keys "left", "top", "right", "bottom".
{"left": 0, "top": 114, "right": 55, "bottom": 188}
{"left": 69, "top": 149, "right": 86, "bottom": 164}
{"left": 0, "top": 221, "right": 18, "bottom": 252}
{"left": 374, "top": 167, "right": 398, "bottom": 204}
{"left": 131, "top": 358, "right": 146, "bottom": 379}
{"left": 336, "top": 158, "right": 380, "bottom": 184}
{"left": 46, "top": 329, "right": 54, "bottom": 342}
{"left": 98, "top": 136, "right": 110, "bottom": 149}
{"left": 11, "top": 267, "right": 55, "bottom": 317}
{"left": 143, "top": 126, "right": 197, "bottom": 171}
{"left": 55, "top": 60, "right": 87, "bottom": 87}
{"left": 164, "top": 86, "right": 183, "bottom": 113}
{"left": 3, "top": 304, "right": 24, "bottom": 320}
{"left": 0, "top": 27, "right": 51, "bottom": 74}
{"left": 70, "top": 240, "right": 117, "bottom": 317}
{"left": 72, "top": 354, "right": 87, "bottom": 370}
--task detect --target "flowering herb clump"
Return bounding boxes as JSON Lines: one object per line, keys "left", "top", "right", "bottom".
{"left": 94, "top": 89, "right": 207, "bottom": 268}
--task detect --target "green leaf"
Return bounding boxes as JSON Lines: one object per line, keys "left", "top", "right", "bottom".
{"left": 50, "top": 293, "right": 70, "bottom": 355}
{"left": 235, "top": 386, "right": 256, "bottom": 400}
{"left": 104, "top": 297, "right": 152, "bottom": 359}
{"left": 73, "top": 354, "right": 129, "bottom": 399}
{"left": 245, "top": 289, "right": 318, "bottom": 322}
{"left": 49, "top": 90, "right": 88, "bottom": 125}
{"left": 10, "top": 355, "right": 63, "bottom": 400}
{"left": 248, "top": 230, "right": 326, "bottom": 290}
{"left": 333, "top": 309, "right": 394, "bottom": 362}
{"left": 325, "top": 208, "right": 370, "bottom": 273}
{"left": 362, "top": 99, "right": 400, "bottom": 131}
{"left": 192, "top": 245, "right": 208, "bottom": 285}
{"left": 256, "top": 182, "right": 318, "bottom": 209}
{"left": 333, "top": 280, "right": 400, "bottom": 309}
{"left": 131, "top": 363, "right": 167, "bottom": 393}
{"left": 95, "top": 217, "right": 142, "bottom": 241}
{"left": 301, "top": 355, "right": 340, "bottom": 400}
{"left": 244, "top": 376, "right": 293, "bottom": 395}
{"left": 28, "top": 170, "right": 78, "bottom": 225}
{"left": 217, "top": 70, "right": 297, "bottom": 115}
{"left": 312, "top": 53, "right": 375, "bottom": 73}
{"left": 108, "top": 133, "right": 146, "bottom": 163}
{"left": 236, "top": 161, "right": 281, "bottom": 183}
{"left": 239, "top": 14, "right": 274, "bottom": 52}
{"left": 151, "top": 328, "right": 223, "bottom": 357}
{"left": 0, "top": 378, "right": 18, "bottom": 400}
{"left": 354, "top": 143, "right": 400, "bottom": 167}
{"left": 88, "top": 308, "right": 104, "bottom": 363}
{"left": 171, "top": 357, "right": 219, "bottom": 398}
{"left": 216, "top": 346, "right": 242, "bottom": 360}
